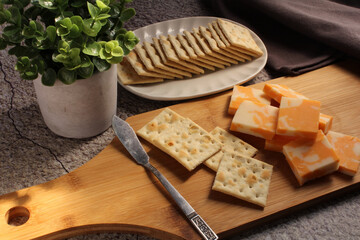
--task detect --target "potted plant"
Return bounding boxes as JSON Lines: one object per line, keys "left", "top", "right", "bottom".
{"left": 0, "top": 0, "right": 139, "bottom": 138}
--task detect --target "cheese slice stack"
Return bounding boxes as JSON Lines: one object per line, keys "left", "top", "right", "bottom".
{"left": 228, "top": 83, "right": 360, "bottom": 186}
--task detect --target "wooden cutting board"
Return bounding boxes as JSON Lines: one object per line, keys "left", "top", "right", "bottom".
{"left": 1, "top": 61, "right": 360, "bottom": 240}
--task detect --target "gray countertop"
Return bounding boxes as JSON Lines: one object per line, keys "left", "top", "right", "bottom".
{"left": 1, "top": 1, "right": 360, "bottom": 240}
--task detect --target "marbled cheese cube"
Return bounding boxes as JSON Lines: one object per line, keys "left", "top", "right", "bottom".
{"left": 265, "top": 135, "right": 298, "bottom": 152}
{"left": 326, "top": 131, "right": 360, "bottom": 176}
{"left": 319, "top": 113, "right": 333, "bottom": 134}
{"left": 263, "top": 83, "right": 308, "bottom": 103}
{"left": 276, "top": 97, "right": 321, "bottom": 139}
{"left": 230, "top": 100, "right": 279, "bottom": 140}
{"left": 263, "top": 83, "right": 333, "bottom": 134}
{"left": 228, "top": 86, "right": 271, "bottom": 115}
{"left": 283, "top": 130, "right": 339, "bottom": 186}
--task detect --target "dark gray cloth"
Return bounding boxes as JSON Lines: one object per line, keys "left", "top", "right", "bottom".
{"left": 211, "top": 0, "right": 360, "bottom": 76}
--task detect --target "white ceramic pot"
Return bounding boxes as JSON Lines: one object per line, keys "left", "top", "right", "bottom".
{"left": 33, "top": 64, "right": 117, "bottom": 138}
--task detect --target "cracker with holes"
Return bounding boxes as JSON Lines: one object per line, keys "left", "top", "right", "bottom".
{"left": 217, "top": 18, "right": 263, "bottom": 57}
{"left": 117, "top": 58, "right": 163, "bottom": 85}
{"left": 126, "top": 51, "right": 173, "bottom": 79}
{"left": 204, "top": 127, "right": 258, "bottom": 171}
{"left": 134, "top": 43, "right": 183, "bottom": 79}
{"left": 159, "top": 35, "right": 204, "bottom": 75}
{"left": 212, "top": 152, "right": 273, "bottom": 207}
{"left": 137, "top": 108, "right": 222, "bottom": 171}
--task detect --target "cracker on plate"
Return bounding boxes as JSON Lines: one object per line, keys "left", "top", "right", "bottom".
{"left": 177, "top": 33, "right": 226, "bottom": 69}
{"left": 117, "top": 58, "right": 163, "bottom": 85}
{"left": 126, "top": 51, "right": 174, "bottom": 79}
{"left": 217, "top": 18, "right": 263, "bottom": 57}
{"left": 159, "top": 35, "right": 204, "bottom": 74}
{"left": 199, "top": 26, "right": 246, "bottom": 63}
{"left": 134, "top": 44, "right": 183, "bottom": 79}
{"left": 143, "top": 41, "right": 192, "bottom": 78}
{"left": 211, "top": 21, "right": 255, "bottom": 57}
{"left": 183, "top": 30, "right": 231, "bottom": 67}
{"left": 137, "top": 108, "right": 222, "bottom": 171}
{"left": 212, "top": 152, "right": 273, "bottom": 207}
{"left": 152, "top": 37, "right": 196, "bottom": 74}
{"left": 192, "top": 27, "right": 238, "bottom": 65}
{"left": 207, "top": 22, "right": 252, "bottom": 61}
{"left": 168, "top": 34, "right": 216, "bottom": 71}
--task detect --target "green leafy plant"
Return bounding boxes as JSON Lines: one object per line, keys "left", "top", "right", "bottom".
{"left": 0, "top": 0, "right": 139, "bottom": 85}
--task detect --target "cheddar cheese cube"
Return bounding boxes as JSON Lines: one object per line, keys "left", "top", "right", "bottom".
{"left": 263, "top": 83, "right": 308, "bottom": 103}
{"left": 264, "top": 83, "right": 333, "bottom": 134}
{"left": 283, "top": 130, "right": 339, "bottom": 186}
{"left": 319, "top": 113, "right": 333, "bottom": 134}
{"left": 264, "top": 135, "right": 298, "bottom": 152}
{"left": 276, "top": 97, "right": 321, "bottom": 139}
{"left": 326, "top": 131, "right": 360, "bottom": 176}
{"left": 230, "top": 100, "right": 279, "bottom": 140}
{"left": 228, "top": 86, "right": 271, "bottom": 115}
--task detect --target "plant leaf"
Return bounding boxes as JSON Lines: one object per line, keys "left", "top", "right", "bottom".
{"left": 111, "top": 46, "right": 123, "bottom": 57}
{"left": 82, "top": 18, "right": 102, "bottom": 37}
{"left": 77, "top": 62, "right": 94, "bottom": 78}
{"left": 96, "top": 0, "right": 110, "bottom": 13}
{"left": 71, "top": 0, "right": 85, "bottom": 7}
{"left": 3, "top": 25, "right": 23, "bottom": 43}
{"left": 58, "top": 67, "right": 76, "bottom": 84}
{"left": 15, "top": 56, "right": 30, "bottom": 71}
{"left": 87, "top": 2, "right": 100, "bottom": 18}
{"left": 83, "top": 40, "right": 101, "bottom": 56}
{"left": 39, "top": 0, "right": 57, "bottom": 10}
{"left": 68, "top": 24, "right": 81, "bottom": 38}
{"left": 106, "top": 56, "right": 122, "bottom": 64}
{"left": 41, "top": 68, "right": 57, "bottom": 86}
{"left": 8, "top": 6, "right": 21, "bottom": 26}
{"left": 46, "top": 26, "right": 56, "bottom": 43}
{"left": 93, "top": 57, "right": 110, "bottom": 72}
{"left": 70, "top": 16, "right": 83, "bottom": 32}
{"left": 120, "top": 8, "right": 135, "bottom": 22}
{"left": 96, "top": 13, "right": 110, "bottom": 21}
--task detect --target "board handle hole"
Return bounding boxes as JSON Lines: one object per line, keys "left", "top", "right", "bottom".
{"left": 5, "top": 206, "right": 30, "bottom": 226}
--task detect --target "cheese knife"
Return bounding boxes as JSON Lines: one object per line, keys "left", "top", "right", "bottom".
{"left": 112, "top": 115, "right": 218, "bottom": 240}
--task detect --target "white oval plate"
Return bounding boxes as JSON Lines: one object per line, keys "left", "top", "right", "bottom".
{"left": 118, "top": 16, "right": 267, "bottom": 101}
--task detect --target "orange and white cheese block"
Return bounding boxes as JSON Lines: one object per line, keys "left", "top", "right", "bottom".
{"left": 263, "top": 83, "right": 308, "bottom": 103}
{"left": 230, "top": 100, "right": 279, "bottom": 140}
{"left": 228, "top": 86, "right": 271, "bottom": 115}
{"left": 264, "top": 135, "right": 298, "bottom": 152}
{"left": 319, "top": 113, "right": 333, "bottom": 134}
{"left": 263, "top": 83, "right": 333, "bottom": 134}
{"left": 276, "top": 97, "right": 321, "bottom": 139}
{"left": 283, "top": 130, "right": 339, "bottom": 186}
{"left": 326, "top": 131, "right": 360, "bottom": 176}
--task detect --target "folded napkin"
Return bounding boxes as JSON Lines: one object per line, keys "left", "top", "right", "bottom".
{"left": 211, "top": 0, "right": 360, "bottom": 76}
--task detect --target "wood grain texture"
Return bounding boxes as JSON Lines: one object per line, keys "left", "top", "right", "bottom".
{"left": 0, "top": 61, "right": 360, "bottom": 240}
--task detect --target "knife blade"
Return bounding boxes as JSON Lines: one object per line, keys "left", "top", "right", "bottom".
{"left": 112, "top": 115, "right": 218, "bottom": 240}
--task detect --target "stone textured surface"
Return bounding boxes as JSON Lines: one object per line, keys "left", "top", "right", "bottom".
{"left": 1, "top": 0, "right": 360, "bottom": 240}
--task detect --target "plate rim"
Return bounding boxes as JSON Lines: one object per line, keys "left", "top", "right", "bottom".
{"left": 118, "top": 16, "right": 268, "bottom": 101}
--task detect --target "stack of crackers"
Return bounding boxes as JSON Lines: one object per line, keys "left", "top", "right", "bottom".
{"left": 118, "top": 18, "right": 263, "bottom": 85}
{"left": 137, "top": 108, "right": 273, "bottom": 207}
